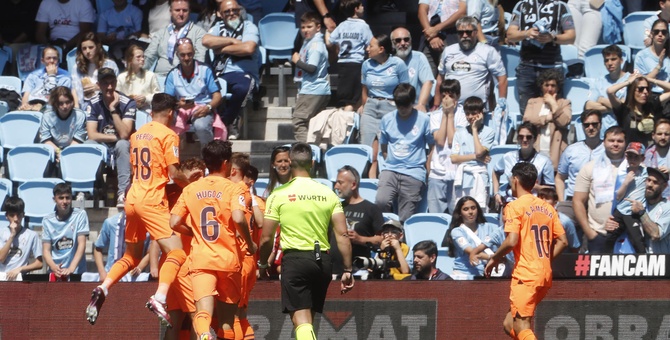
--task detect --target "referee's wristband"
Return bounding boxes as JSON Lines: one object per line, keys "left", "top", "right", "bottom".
{"left": 257, "top": 261, "right": 269, "bottom": 269}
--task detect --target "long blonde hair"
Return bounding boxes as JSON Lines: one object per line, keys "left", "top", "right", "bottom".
{"left": 124, "top": 44, "right": 145, "bottom": 83}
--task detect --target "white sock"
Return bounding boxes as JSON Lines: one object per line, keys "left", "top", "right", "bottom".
{"left": 97, "top": 285, "right": 108, "bottom": 297}
{"left": 154, "top": 293, "right": 167, "bottom": 303}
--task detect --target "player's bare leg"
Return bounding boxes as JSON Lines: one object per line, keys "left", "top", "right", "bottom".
{"left": 290, "top": 309, "right": 317, "bottom": 340}
{"left": 513, "top": 315, "right": 535, "bottom": 340}
{"left": 194, "top": 296, "right": 217, "bottom": 339}
{"left": 502, "top": 311, "right": 515, "bottom": 338}
{"left": 147, "top": 234, "right": 186, "bottom": 327}
{"left": 86, "top": 242, "right": 144, "bottom": 325}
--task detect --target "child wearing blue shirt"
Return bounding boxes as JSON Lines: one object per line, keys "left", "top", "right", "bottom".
{"left": 292, "top": 12, "right": 331, "bottom": 143}
{"left": 606, "top": 142, "right": 648, "bottom": 253}
{"left": 326, "top": 0, "right": 373, "bottom": 111}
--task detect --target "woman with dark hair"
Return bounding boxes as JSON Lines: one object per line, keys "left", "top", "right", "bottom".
{"left": 442, "top": 196, "right": 504, "bottom": 280}
{"left": 492, "top": 123, "right": 555, "bottom": 209}
{"left": 522, "top": 68, "right": 571, "bottom": 169}
{"left": 607, "top": 73, "right": 670, "bottom": 146}
{"left": 117, "top": 45, "right": 160, "bottom": 111}
{"left": 39, "top": 86, "right": 88, "bottom": 160}
{"left": 72, "top": 32, "right": 119, "bottom": 107}
{"left": 265, "top": 145, "right": 291, "bottom": 198}
{"left": 634, "top": 19, "right": 670, "bottom": 88}
{"left": 196, "top": 0, "right": 224, "bottom": 29}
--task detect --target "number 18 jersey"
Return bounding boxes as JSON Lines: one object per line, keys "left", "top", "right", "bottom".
{"left": 503, "top": 194, "right": 565, "bottom": 286}
{"left": 127, "top": 121, "right": 180, "bottom": 206}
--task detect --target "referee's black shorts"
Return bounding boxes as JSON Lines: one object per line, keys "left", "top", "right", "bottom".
{"left": 281, "top": 250, "right": 332, "bottom": 314}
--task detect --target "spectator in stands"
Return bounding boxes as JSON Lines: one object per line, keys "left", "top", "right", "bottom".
{"left": 406, "top": 240, "right": 451, "bottom": 280}
{"left": 94, "top": 212, "right": 157, "bottom": 282}
{"left": 467, "top": 0, "right": 500, "bottom": 46}
{"left": 1, "top": 0, "right": 40, "bottom": 73}
{"left": 636, "top": 19, "right": 670, "bottom": 91}
{"left": 117, "top": 45, "right": 160, "bottom": 112}
{"left": 449, "top": 96, "right": 496, "bottom": 213}
{"left": 142, "top": 0, "right": 172, "bottom": 38}
{"left": 331, "top": 165, "right": 384, "bottom": 275}
{"left": 573, "top": 126, "right": 626, "bottom": 253}
{"left": 291, "top": 0, "right": 336, "bottom": 58}
{"left": 0, "top": 197, "right": 43, "bottom": 281}
{"left": 493, "top": 123, "right": 554, "bottom": 209}
{"left": 555, "top": 110, "right": 605, "bottom": 242}
{"left": 165, "top": 37, "right": 224, "bottom": 146}
{"left": 433, "top": 16, "right": 507, "bottom": 113}
{"left": 35, "top": 0, "right": 96, "bottom": 51}
{"left": 202, "top": 0, "right": 261, "bottom": 140}
{"left": 359, "top": 33, "right": 409, "bottom": 147}
{"left": 39, "top": 86, "right": 87, "bottom": 160}
{"left": 506, "top": 0, "right": 575, "bottom": 115}
{"left": 196, "top": 0, "right": 224, "bottom": 30}
{"left": 568, "top": 0, "right": 603, "bottom": 58}
{"left": 265, "top": 145, "right": 291, "bottom": 198}
{"left": 645, "top": 119, "right": 670, "bottom": 200}
{"left": 375, "top": 219, "right": 410, "bottom": 280}
{"left": 144, "top": 0, "right": 207, "bottom": 77}
{"left": 42, "top": 183, "right": 90, "bottom": 278}
{"left": 584, "top": 44, "right": 630, "bottom": 138}
{"left": 72, "top": 33, "right": 120, "bottom": 108}
{"left": 608, "top": 73, "right": 670, "bottom": 146}
{"left": 417, "top": 0, "right": 466, "bottom": 75}
{"left": 20, "top": 46, "right": 73, "bottom": 112}
{"left": 538, "top": 187, "right": 581, "bottom": 252}
{"left": 97, "top": 0, "right": 144, "bottom": 67}
{"left": 391, "top": 26, "right": 434, "bottom": 113}
{"left": 85, "top": 68, "right": 136, "bottom": 208}
{"left": 375, "top": 84, "right": 435, "bottom": 223}
{"left": 631, "top": 167, "right": 670, "bottom": 253}
{"left": 444, "top": 196, "right": 504, "bottom": 280}
{"left": 522, "top": 68, "right": 571, "bottom": 170}
{"left": 644, "top": 2, "right": 670, "bottom": 47}
{"left": 325, "top": 0, "right": 373, "bottom": 112}
{"left": 290, "top": 12, "right": 330, "bottom": 143}
{"left": 427, "top": 80, "right": 467, "bottom": 214}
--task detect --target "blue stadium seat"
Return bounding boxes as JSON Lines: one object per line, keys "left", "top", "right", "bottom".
{"left": 258, "top": 13, "right": 298, "bottom": 62}
{"left": 358, "top": 179, "right": 378, "bottom": 203}
{"left": 506, "top": 78, "right": 521, "bottom": 131}
{"left": 0, "top": 76, "right": 22, "bottom": 96}
{"left": 488, "top": 144, "right": 520, "bottom": 196}
{"left": 500, "top": 45, "right": 520, "bottom": 78}
{"left": 382, "top": 212, "right": 399, "bottom": 222}
{"left": 135, "top": 110, "right": 152, "bottom": 130}
{"left": 0, "top": 111, "right": 42, "bottom": 149}
{"left": 344, "top": 113, "right": 360, "bottom": 144}
{"left": 484, "top": 213, "right": 501, "bottom": 227}
{"left": 254, "top": 177, "right": 269, "bottom": 197}
{"left": 313, "top": 178, "right": 333, "bottom": 190}
{"left": 623, "top": 11, "right": 657, "bottom": 53}
{"left": 0, "top": 214, "right": 8, "bottom": 229}
{"left": 60, "top": 144, "right": 107, "bottom": 196}
{"left": 403, "top": 213, "right": 453, "bottom": 274}
{"left": 17, "top": 45, "right": 63, "bottom": 81}
{"left": 283, "top": 143, "right": 322, "bottom": 164}
{"left": 324, "top": 145, "right": 373, "bottom": 182}
{"left": 564, "top": 78, "right": 591, "bottom": 117}
{"left": 583, "top": 44, "right": 632, "bottom": 79}
{"left": 560, "top": 44, "right": 582, "bottom": 69}
{"left": 262, "top": 0, "right": 288, "bottom": 15}
{"left": 0, "top": 178, "right": 12, "bottom": 208}
{"left": 18, "top": 178, "right": 64, "bottom": 227}
{"left": 7, "top": 144, "right": 55, "bottom": 183}
{"left": 0, "top": 101, "right": 8, "bottom": 118}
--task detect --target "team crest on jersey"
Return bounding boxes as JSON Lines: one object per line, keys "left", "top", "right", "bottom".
{"left": 173, "top": 146, "right": 179, "bottom": 157}
{"left": 408, "top": 67, "right": 416, "bottom": 78}
{"left": 386, "top": 66, "right": 396, "bottom": 75}
{"left": 238, "top": 195, "right": 245, "bottom": 206}
{"left": 456, "top": 237, "right": 467, "bottom": 246}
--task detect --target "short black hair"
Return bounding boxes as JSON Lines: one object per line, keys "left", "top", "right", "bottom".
{"left": 340, "top": 0, "right": 362, "bottom": 17}
{"left": 440, "top": 79, "right": 461, "bottom": 96}
{"left": 53, "top": 182, "right": 72, "bottom": 197}
{"left": 537, "top": 187, "right": 558, "bottom": 202}
{"left": 245, "top": 165, "right": 259, "bottom": 182}
{"left": 463, "top": 96, "right": 485, "bottom": 115}
{"left": 511, "top": 162, "right": 537, "bottom": 191}
{"left": 3, "top": 197, "right": 25, "bottom": 215}
{"left": 581, "top": 109, "right": 602, "bottom": 124}
{"left": 152, "top": 93, "right": 177, "bottom": 115}
{"left": 601, "top": 44, "right": 623, "bottom": 59}
{"left": 604, "top": 125, "right": 625, "bottom": 139}
{"left": 202, "top": 140, "right": 233, "bottom": 173}
{"left": 517, "top": 122, "right": 538, "bottom": 139}
{"left": 412, "top": 240, "right": 437, "bottom": 258}
{"left": 393, "top": 83, "right": 416, "bottom": 107}
{"left": 300, "top": 11, "right": 321, "bottom": 25}
{"left": 375, "top": 33, "right": 393, "bottom": 55}
{"left": 290, "top": 142, "right": 313, "bottom": 171}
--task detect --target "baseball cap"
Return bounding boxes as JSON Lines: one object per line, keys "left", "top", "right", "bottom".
{"left": 98, "top": 67, "right": 117, "bottom": 80}
{"left": 648, "top": 167, "right": 669, "bottom": 183}
{"left": 381, "top": 219, "right": 403, "bottom": 233}
{"left": 625, "top": 142, "right": 645, "bottom": 155}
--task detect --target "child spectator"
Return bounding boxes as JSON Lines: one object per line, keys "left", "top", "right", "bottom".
{"left": 605, "top": 142, "right": 648, "bottom": 253}
{"left": 325, "top": 0, "right": 373, "bottom": 111}
{"left": 537, "top": 187, "right": 581, "bottom": 252}
{"left": 0, "top": 197, "right": 43, "bottom": 281}
{"left": 292, "top": 12, "right": 331, "bottom": 143}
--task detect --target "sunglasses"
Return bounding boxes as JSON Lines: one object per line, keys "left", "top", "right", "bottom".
{"left": 457, "top": 30, "right": 474, "bottom": 36}
{"left": 583, "top": 122, "right": 600, "bottom": 128}
{"left": 177, "top": 37, "right": 192, "bottom": 46}
{"left": 636, "top": 86, "right": 651, "bottom": 93}
{"left": 653, "top": 29, "right": 669, "bottom": 36}
{"left": 223, "top": 8, "right": 241, "bottom": 15}
{"left": 393, "top": 37, "right": 410, "bottom": 44}
{"left": 518, "top": 135, "right": 533, "bottom": 140}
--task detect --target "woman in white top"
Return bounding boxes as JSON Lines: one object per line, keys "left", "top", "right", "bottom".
{"left": 72, "top": 32, "right": 119, "bottom": 107}
{"left": 117, "top": 45, "right": 160, "bottom": 111}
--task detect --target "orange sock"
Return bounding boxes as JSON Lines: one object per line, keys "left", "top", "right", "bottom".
{"left": 517, "top": 329, "right": 537, "bottom": 340}
{"left": 234, "top": 317, "right": 243, "bottom": 340}
{"left": 509, "top": 328, "right": 516, "bottom": 339}
{"left": 106, "top": 254, "right": 141, "bottom": 286}
{"left": 220, "top": 329, "right": 235, "bottom": 340}
{"left": 240, "top": 318, "right": 253, "bottom": 339}
{"left": 193, "top": 311, "right": 212, "bottom": 336}
{"left": 159, "top": 249, "right": 187, "bottom": 286}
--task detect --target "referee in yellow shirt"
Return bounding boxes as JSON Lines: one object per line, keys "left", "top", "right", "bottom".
{"left": 258, "top": 142, "right": 354, "bottom": 340}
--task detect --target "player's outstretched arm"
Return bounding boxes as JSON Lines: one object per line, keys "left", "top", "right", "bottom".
{"left": 169, "top": 214, "right": 193, "bottom": 236}
{"left": 551, "top": 234, "right": 569, "bottom": 260}
{"left": 485, "top": 232, "right": 518, "bottom": 278}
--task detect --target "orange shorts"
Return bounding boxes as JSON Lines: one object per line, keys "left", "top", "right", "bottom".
{"left": 509, "top": 281, "right": 550, "bottom": 318}
{"left": 125, "top": 202, "right": 172, "bottom": 242}
{"left": 238, "top": 255, "right": 257, "bottom": 308}
{"left": 167, "top": 258, "right": 196, "bottom": 313}
{"left": 191, "top": 269, "right": 241, "bottom": 304}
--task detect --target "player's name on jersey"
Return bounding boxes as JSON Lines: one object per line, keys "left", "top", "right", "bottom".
{"left": 196, "top": 190, "right": 223, "bottom": 200}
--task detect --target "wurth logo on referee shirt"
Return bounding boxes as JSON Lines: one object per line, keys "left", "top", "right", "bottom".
{"left": 574, "top": 254, "right": 666, "bottom": 277}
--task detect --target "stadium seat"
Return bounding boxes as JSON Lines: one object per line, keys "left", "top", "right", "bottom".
{"left": 484, "top": 213, "right": 501, "bottom": 227}
{"left": 283, "top": 143, "right": 322, "bottom": 164}
{"left": 500, "top": 45, "right": 520, "bottom": 79}
{"left": 403, "top": 213, "right": 453, "bottom": 274}
{"left": 258, "top": 13, "right": 298, "bottom": 62}
{"left": 7, "top": 144, "right": 55, "bottom": 183}
{"left": 135, "top": 110, "right": 152, "bottom": 130}
{"left": 488, "top": 144, "right": 520, "bottom": 196}
{"left": 324, "top": 145, "right": 373, "bottom": 182}
{"left": 344, "top": 113, "right": 360, "bottom": 144}
{"left": 262, "top": 0, "right": 288, "bottom": 15}
{"left": 0, "top": 102, "right": 8, "bottom": 118}
{"left": 560, "top": 44, "right": 582, "bottom": 67}
{"left": 0, "top": 111, "right": 42, "bottom": 149}
{"left": 382, "top": 212, "right": 399, "bottom": 222}
{"left": 358, "top": 179, "right": 378, "bottom": 203}
{"left": 503, "top": 12, "right": 513, "bottom": 30}
{"left": 506, "top": 78, "right": 521, "bottom": 131}
{"left": 0, "top": 178, "right": 12, "bottom": 208}
{"left": 18, "top": 178, "right": 64, "bottom": 227}
{"left": 60, "top": 145, "right": 107, "bottom": 196}
{"left": 563, "top": 78, "right": 591, "bottom": 117}
{"left": 623, "top": 11, "right": 657, "bottom": 53}
{"left": 0, "top": 214, "right": 8, "bottom": 229}
{"left": 313, "top": 178, "right": 333, "bottom": 190}
{"left": 17, "top": 45, "right": 63, "bottom": 81}
{"left": 254, "top": 177, "right": 269, "bottom": 197}
{"left": 583, "top": 44, "right": 632, "bottom": 79}
{"left": 0, "top": 76, "right": 22, "bottom": 96}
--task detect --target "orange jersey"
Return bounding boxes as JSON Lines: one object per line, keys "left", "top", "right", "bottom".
{"left": 234, "top": 181, "right": 253, "bottom": 253}
{"left": 127, "top": 121, "right": 180, "bottom": 206}
{"left": 252, "top": 195, "right": 265, "bottom": 247}
{"left": 503, "top": 194, "right": 565, "bottom": 286}
{"left": 171, "top": 176, "right": 246, "bottom": 272}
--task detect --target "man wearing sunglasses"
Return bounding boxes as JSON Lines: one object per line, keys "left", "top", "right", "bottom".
{"left": 144, "top": 0, "right": 207, "bottom": 77}
{"left": 390, "top": 26, "right": 434, "bottom": 113}
{"left": 202, "top": 0, "right": 261, "bottom": 140}
{"left": 433, "top": 17, "right": 507, "bottom": 116}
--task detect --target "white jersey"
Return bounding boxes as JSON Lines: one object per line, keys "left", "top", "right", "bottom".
{"left": 429, "top": 104, "right": 467, "bottom": 180}
{"left": 0, "top": 227, "right": 42, "bottom": 272}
